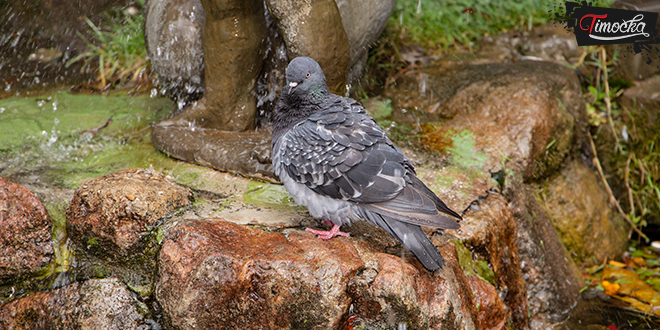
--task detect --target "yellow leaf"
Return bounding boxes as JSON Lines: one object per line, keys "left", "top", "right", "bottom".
{"left": 608, "top": 260, "right": 626, "bottom": 268}
{"left": 602, "top": 280, "right": 620, "bottom": 295}
{"left": 632, "top": 256, "right": 647, "bottom": 267}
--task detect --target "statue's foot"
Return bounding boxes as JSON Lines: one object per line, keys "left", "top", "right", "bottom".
{"left": 152, "top": 102, "right": 275, "bottom": 181}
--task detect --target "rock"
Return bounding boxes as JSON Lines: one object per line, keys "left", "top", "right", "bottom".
{"left": 509, "top": 181, "right": 584, "bottom": 329}
{"left": 155, "top": 219, "right": 478, "bottom": 329}
{"left": 539, "top": 161, "right": 629, "bottom": 265}
{"left": 454, "top": 192, "right": 529, "bottom": 329}
{"left": 388, "top": 60, "right": 587, "bottom": 180}
{"left": 0, "top": 278, "right": 153, "bottom": 329}
{"left": 410, "top": 144, "right": 583, "bottom": 328}
{"left": 477, "top": 23, "right": 581, "bottom": 66}
{"left": 0, "top": 177, "right": 53, "bottom": 282}
{"left": 466, "top": 275, "right": 507, "bottom": 330}
{"left": 620, "top": 74, "right": 660, "bottom": 136}
{"left": 145, "top": 0, "right": 206, "bottom": 107}
{"left": 66, "top": 168, "right": 193, "bottom": 259}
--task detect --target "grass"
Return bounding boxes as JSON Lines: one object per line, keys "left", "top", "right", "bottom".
{"left": 66, "top": 0, "right": 148, "bottom": 89}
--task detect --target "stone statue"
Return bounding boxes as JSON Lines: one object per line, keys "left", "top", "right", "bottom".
{"left": 145, "top": 0, "right": 394, "bottom": 180}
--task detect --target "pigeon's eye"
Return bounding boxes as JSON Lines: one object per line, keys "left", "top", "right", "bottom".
{"left": 305, "top": 72, "right": 310, "bottom": 78}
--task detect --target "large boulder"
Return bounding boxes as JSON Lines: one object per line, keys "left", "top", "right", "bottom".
{"left": 381, "top": 59, "right": 592, "bottom": 328}
{"left": 155, "top": 219, "right": 481, "bottom": 329}
{"left": 0, "top": 177, "right": 53, "bottom": 283}
{"left": 388, "top": 60, "right": 587, "bottom": 181}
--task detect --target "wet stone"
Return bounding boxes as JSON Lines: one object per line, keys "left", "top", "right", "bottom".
{"left": 620, "top": 74, "right": 660, "bottom": 140}
{"left": 66, "top": 168, "right": 193, "bottom": 260}
{"left": 388, "top": 60, "right": 587, "bottom": 180}
{"left": 0, "top": 277, "right": 153, "bottom": 329}
{"left": 454, "top": 192, "right": 528, "bottom": 329}
{"left": 466, "top": 275, "right": 507, "bottom": 330}
{"left": 0, "top": 177, "right": 53, "bottom": 283}
{"left": 145, "top": 0, "right": 206, "bottom": 106}
{"left": 335, "top": 0, "right": 395, "bottom": 82}
{"left": 509, "top": 180, "right": 584, "bottom": 330}
{"left": 155, "top": 219, "right": 478, "bottom": 329}
{"left": 539, "top": 161, "right": 629, "bottom": 266}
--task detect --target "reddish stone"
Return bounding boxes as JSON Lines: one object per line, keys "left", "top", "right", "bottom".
{"left": 66, "top": 168, "right": 192, "bottom": 259}
{"left": 347, "top": 241, "right": 479, "bottom": 329}
{"left": 0, "top": 177, "right": 53, "bottom": 282}
{"left": 456, "top": 193, "right": 528, "bottom": 329}
{"left": 467, "top": 275, "right": 507, "bottom": 330}
{"left": 155, "top": 219, "right": 479, "bottom": 329}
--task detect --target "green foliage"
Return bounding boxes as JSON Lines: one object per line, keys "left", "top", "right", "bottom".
{"left": 579, "top": 44, "right": 660, "bottom": 235}
{"left": 66, "top": 0, "right": 148, "bottom": 88}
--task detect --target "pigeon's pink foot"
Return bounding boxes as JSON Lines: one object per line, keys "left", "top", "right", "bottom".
{"left": 306, "top": 222, "right": 350, "bottom": 239}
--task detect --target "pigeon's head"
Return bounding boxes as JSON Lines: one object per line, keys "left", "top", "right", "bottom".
{"left": 285, "top": 57, "right": 329, "bottom": 100}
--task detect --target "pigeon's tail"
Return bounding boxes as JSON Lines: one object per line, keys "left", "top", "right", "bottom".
{"left": 359, "top": 208, "right": 445, "bottom": 271}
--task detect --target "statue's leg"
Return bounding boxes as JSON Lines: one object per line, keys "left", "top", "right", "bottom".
{"left": 265, "top": 0, "right": 350, "bottom": 94}
{"left": 152, "top": 0, "right": 275, "bottom": 180}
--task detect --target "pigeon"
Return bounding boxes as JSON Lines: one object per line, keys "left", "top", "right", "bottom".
{"left": 271, "top": 57, "right": 462, "bottom": 271}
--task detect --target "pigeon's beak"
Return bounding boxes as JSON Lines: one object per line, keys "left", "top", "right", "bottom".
{"left": 288, "top": 81, "right": 298, "bottom": 94}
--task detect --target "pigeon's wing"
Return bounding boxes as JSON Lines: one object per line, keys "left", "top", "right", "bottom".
{"left": 274, "top": 98, "right": 460, "bottom": 229}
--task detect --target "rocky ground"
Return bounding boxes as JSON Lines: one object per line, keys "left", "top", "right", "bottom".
{"left": 1, "top": 3, "right": 660, "bottom": 329}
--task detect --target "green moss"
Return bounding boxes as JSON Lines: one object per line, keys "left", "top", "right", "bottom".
{"left": 44, "top": 203, "right": 71, "bottom": 270}
{"left": 87, "top": 237, "right": 100, "bottom": 248}
{"left": 447, "top": 129, "right": 488, "bottom": 169}
{"left": 172, "top": 170, "right": 202, "bottom": 188}
{"left": 0, "top": 90, "right": 185, "bottom": 190}
{"left": 243, "top": 180, "right": 303, "bottom": 211}
{"left": 453, "top": 239, "right": 496, "bottom": 286}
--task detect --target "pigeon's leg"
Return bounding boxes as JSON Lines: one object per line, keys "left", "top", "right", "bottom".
{"left": 306, "top": 220, "right": 350, "bottom": 239}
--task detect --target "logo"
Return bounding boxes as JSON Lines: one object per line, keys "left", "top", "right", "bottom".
{"left": 555, "top": 1, "right": 660, "bottom": 56}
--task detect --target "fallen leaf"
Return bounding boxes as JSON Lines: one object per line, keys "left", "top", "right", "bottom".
{"left": 602, "top": 280, "right": 621, "bottom": 295}
{"left": 609, "top": 260, "right": 626, "bottom": 268}
{"left": 633, "top": 256, "right": 647, "bottom": 267}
